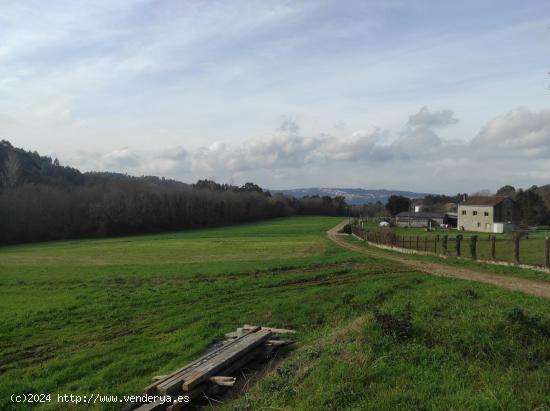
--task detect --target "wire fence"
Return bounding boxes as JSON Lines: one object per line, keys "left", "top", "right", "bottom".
{"left": 351, "top": 226, "right": 550, "bottom": 269}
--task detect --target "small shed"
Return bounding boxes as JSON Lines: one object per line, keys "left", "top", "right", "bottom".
{"left": 395, "top": 211, "right": 456, "bottom": 228}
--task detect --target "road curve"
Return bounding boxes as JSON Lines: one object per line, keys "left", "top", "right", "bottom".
{"left": 328, "top": 220, "right": 550, "bottom": 299}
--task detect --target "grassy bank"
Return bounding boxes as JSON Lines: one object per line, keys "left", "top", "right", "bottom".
{"left": 1, "top": 217, "right": 549, "bottom": 410}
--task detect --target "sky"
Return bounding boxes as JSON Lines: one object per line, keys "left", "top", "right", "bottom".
{"left": 1, "top": 0, "right": 550, "bottom": 194}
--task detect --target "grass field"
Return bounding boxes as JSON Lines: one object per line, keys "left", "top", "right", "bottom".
{"left": 1, "top": 216, "right": 549, "bottom": 410}
{"left": 362, "top": 220, "right": 550, "bottom": 266}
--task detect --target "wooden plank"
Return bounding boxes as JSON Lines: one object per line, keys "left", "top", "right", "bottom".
{"left": 215, "top": 346, "right": 263, "bottom": 376}
{"left": 243, "top": 324, "right": 296, "bottom": 334}
{"left": 180, "top": 329, "right": 271, "bottom": 392}
{"left": 157, "top": 329, "right": 270, "bottom": 395}
{"left": 168, "top": 347, "right": 265, "bottom": 410}
{"left": 152, "top": 375, "right": 167, "bottom": 381}
{"left": 209, "top": 376, "right": 236, "bottom": 386}
{"left": 262, "top": 327, "right": 296, "bottom": 334}
{"left": 145, "top": 327, "right": 260, "bottom": 394}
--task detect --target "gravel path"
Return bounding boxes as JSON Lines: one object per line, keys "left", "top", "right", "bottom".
{"left": 328, "top": 221, "right": 550, "bottom": 299}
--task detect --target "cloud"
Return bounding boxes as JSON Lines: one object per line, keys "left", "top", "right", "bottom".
{"left": 101, "top": 148, "right": 140, "bottom": 169}
{"left": 406, "top": 106, "right": 459, "bottom": 128}
{"left": 473, "top": 107, "right": 550, "bottom": 158}
{"left": 278, "top": 118, "right": 300, "bottom": 135}
{"left": 188, "top": 124, "right": 390, "bottom": 173}
{"left": 144, "top": 147, "right": 191, "bottom": 175}
{"left": 323, "top": 128, "right": 385, "bottom": 161}
{"left": 61, "top": 106, "right": 550, "bottom": 193}
{"left": 391, "top": 127, "right": 443, "bottom": 159}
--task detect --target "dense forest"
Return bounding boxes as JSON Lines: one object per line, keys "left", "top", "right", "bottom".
{"left": 0, "top": 141, "right": 347, "bottom": 245}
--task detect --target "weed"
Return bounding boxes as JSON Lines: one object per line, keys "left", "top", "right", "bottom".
{"left": 374, "top": 303, "right": 414, "bottom": 341}
{"left": 464, "top": 288, "right": 479, "bottom": 299}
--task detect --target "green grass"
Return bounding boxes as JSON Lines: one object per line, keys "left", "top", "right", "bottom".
{"left": 344, "top": 235, "right": 550, "bottom": 283}
{"left": 363, "top": 221, "right": 550, "bottom": 266}
{"left": 1, "top": 216, "right": 549, "bottom": 410}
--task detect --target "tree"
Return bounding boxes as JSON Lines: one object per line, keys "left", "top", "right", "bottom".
{"left": 515, "top": 186, "right": 549, "bottom": 226}
{"left": 496, "top": 185, "right": 516, "bottom": 197}
{"left": 239, "top": 182, "right": 264, "bottom": 193}
{"left": 1, "top": 151, "right": 21, "bottom": 188}
{"left": 385, "top": 195, "right": 410, "bottom": 216}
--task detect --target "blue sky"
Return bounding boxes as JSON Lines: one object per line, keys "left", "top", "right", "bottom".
{"left": 1, "top": 0, "right": 549, "bottom": 193}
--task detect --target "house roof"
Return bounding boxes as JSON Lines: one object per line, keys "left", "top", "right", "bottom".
{"left": 396, "top": 211, "right": 447, "bottom": 219}
{"left": 459, "top": 196, "right": 507, "bottom": 207}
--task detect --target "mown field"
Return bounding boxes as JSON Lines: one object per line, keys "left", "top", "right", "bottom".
{"left": 1, "top": 216, "right": 549, "bottom": 410}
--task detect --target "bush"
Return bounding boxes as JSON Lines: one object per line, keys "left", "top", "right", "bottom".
{"left": 369, "top": 227, "right": 399, "bottom": 246}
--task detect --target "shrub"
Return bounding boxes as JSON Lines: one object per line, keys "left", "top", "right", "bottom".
{"left": 369, "top": 227, "right": 399, "bottom": 246}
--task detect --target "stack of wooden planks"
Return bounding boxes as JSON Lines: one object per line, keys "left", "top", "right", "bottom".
{"left": 133, "top": 325, "right": 294, "bottom": 411}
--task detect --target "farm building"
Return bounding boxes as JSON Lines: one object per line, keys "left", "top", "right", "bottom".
{"left": 457, "top": 196, "right": 520, "bottom": 233}
{"left": 395, "top": 211, "right": 457, "bottom": 228}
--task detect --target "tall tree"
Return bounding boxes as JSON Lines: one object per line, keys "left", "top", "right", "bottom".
{"left": 515, "top": 186, "right": 548, "bottom": 225}
{"left": 385, "top": 195, "right": 410, "bottom": 216}
{"left": 1, "top": 151, "right": 21, "bottom": 188}
{"left": 496, "top": 185, "right": 516, "bottom": 197}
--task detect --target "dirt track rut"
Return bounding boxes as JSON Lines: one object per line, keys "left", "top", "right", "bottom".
{"left": 328, "top": 221, "right": 550, "bottom": 299}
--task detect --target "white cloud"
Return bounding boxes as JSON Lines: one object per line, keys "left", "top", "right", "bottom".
{"left": 473, "top": 107, "right": 550, "bottom": 158}
{"left": 101, "top": 148, "right": 140, "bottom": 170}
{"left": 58, "top": 104, "right": 550, "bottom": 193}
{"left": 407, "top": 106, "right": 459, "bottom": 128}
{"left": 392, "top": 127, "right": 442, "bottom": 159}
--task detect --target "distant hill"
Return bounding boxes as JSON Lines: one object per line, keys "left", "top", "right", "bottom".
{"left": 271, "top": 187, "right": 430, "bottom": 205}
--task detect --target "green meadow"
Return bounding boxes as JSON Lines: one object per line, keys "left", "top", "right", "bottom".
{"left": 1, "top": 216, "right": 549, "bottom": 410}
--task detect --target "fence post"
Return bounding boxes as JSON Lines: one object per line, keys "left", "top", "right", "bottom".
{"left": 470, "top": 235, "right": 478, "bottom": 260}
{"left": 490, "top": 235, "right": 496, "bottom": 260}
{"left": 435, "top": 236, "right": 438, "bottom": 254}
{"left": 442, "top": 235, "right": 448, "bottom": 255}
{"left": 416, "top": 236, "right": 419, "bottom": 251}
{"left": 513, "top": 232, "right": 521, "bottom": 263}
{"left": 456, "top": 235, "right": 463, "bottom": 257}
{"left": 424, "top": 236, "right": 428, "bottom": 252}
{"left": 545, "top": 237, "right": 550, "bottom": 268}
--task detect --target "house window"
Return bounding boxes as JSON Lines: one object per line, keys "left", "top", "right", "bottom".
{"left": 477, "top": 222, "right": 481, "bottom": 228}
{"left": 473, "top": 211, "right": 478, "bottom": 216}
{"left": 484, "top": 211, "right": 489, "bottom": 217}
{"left": 461, "top": 210, "right": 466, "bottom": 215}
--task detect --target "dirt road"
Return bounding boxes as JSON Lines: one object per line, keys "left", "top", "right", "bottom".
{"left": 328, "top": 221, "right": 550, "bottom": 299}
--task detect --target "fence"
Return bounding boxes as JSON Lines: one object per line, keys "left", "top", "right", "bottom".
{"left": 353, "top": 226, "right": 550, "bottom": 269}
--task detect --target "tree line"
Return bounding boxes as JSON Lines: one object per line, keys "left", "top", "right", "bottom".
{"left": 0, "top": 141, "right": 347, "bottom": 245}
